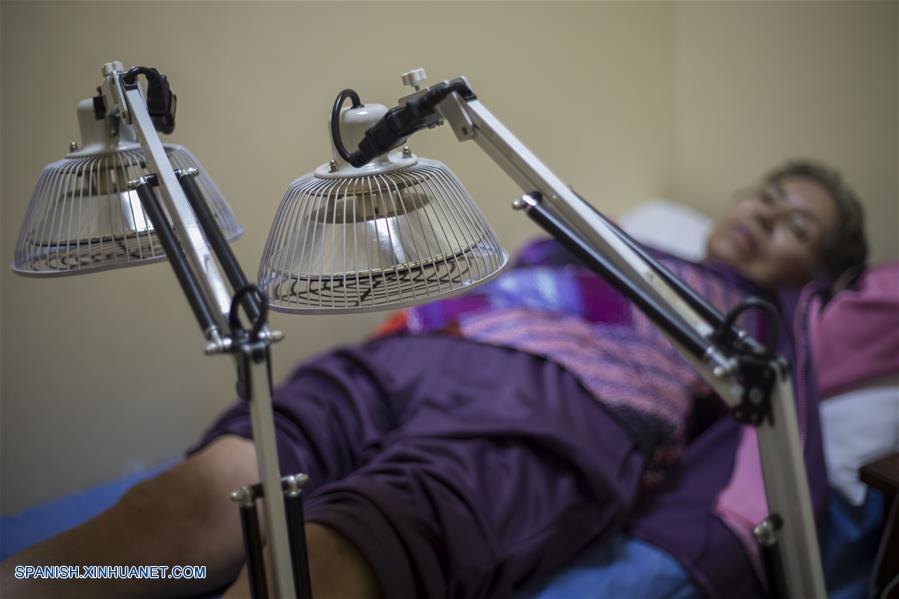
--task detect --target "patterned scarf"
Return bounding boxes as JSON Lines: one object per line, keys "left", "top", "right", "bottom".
{"left": 377, "top": 238, "right": 763, "bottom": 487}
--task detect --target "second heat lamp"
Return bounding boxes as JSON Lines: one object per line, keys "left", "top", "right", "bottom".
{"left": 258, "top": 89, "right": 508, "bottom": 313}
{"left": 14, "top": 86, "right": 241, "bottom": 277}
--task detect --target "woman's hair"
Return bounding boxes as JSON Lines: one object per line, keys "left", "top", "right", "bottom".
{"left": 764, "top": 160, "right": 868, "bottom": 283}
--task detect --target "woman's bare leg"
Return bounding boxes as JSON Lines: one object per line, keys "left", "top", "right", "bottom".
{"left": 222, "top": 523, "right": 381, "bottom": 599}
{"left": 0, "top": 435, "right": 258, "bottom": 597}
{"left": 1, "top": 435, "right": 382, "bottom": 598}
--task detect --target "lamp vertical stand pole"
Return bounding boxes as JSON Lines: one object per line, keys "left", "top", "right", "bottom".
{"left": 237, "top": 347, "right": 298, "bottom": 598}
{"left": 233, "top": 485, "right": 270, "bottom": 599}
{"left": 754, "top": 372, "right": 826, "bottom": 596}
{"left": 283, "top": 475, "right": 314, "bottom": 599}
{"left": 176, "top": 169, "right": 312, "bottom": 597}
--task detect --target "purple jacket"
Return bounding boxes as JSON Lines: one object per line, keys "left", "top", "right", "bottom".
{"left": 629, "top": 283, "right": 829, "bottom": 598}
{"left": 810, "top": 263, "right": 899, "bottom": 397}
{"left": 380, "top": 237, "right": 829, "bottom": 597}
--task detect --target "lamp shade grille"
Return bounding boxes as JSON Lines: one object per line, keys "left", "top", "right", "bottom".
{"left": 259, "top": 159, "right": 508, "bottom": 313}
{"left": 13, "top": 145, "right": 242, "bottom": 276}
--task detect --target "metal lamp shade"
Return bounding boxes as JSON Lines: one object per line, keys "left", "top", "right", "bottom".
{"left": 13, "top": 145, "right": 242, "bottom": 276}
{"left": 259, "top": 158, "right": 508, "bottom": 313}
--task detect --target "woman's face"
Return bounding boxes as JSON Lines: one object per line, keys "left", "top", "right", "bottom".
{"left": 706, "top": 176, "right": 839, "bottom": 288}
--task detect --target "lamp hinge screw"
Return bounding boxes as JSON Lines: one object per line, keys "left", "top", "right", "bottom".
{"left": 749, "top": 388, "right": 763, "bottom": 404}
{"left": 401, "top": 68, "right": 427, "bottom": 91}
{"left": 69, "top": 142, "right": 79, "bottom": 152}
{"left": 328, "top": 160, "right": 338, "bottom": 173}
{"left": 402, "top": 145, "right": 412, "bottom": 158}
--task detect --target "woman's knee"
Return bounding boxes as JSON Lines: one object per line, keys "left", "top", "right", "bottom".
{"left": 124, "top": 436, "right": 257, "bottom": 514}
{"left": 305, "top": 523, "right": 381, "bottom": 599}
{"left": 221, "top": 525, "right": 381, "bottom": 599}
{"left": 112, "top": 436, "right": 258, "bottom": 568}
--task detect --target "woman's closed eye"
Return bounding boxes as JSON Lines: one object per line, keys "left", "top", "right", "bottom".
{"left": 759, "top": 188, "right": 777, "bottom": 206}
{"left": 787, "top": 213, "right": 811, "bottom": 242}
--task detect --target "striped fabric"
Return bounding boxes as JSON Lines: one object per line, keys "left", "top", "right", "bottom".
{"left": 379, "top": 238, "right": 762, "bottom": 487}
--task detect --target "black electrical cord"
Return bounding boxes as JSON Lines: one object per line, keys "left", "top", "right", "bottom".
{"left": 120, "top": 66, "right": 177, "bottom": 134}
{"left": 345, "top": 78, "right": 475, "bottom": 167}
{"left": 229, "top": 284, "right": 269, "bottom": 342}
{"left": 122, "top": 66, "right": 161, "bottom": 86}
{"left": 331, "top": 89, "right": 363, "bottom": 163}
{"left": 717, "top": 297, "right": 780, "bottom": 358}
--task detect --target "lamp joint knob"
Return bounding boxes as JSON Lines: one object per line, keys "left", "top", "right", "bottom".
{"left": 101, "top": 61, "right": 124, "bottom": 76}
{"left": 401, "top": 68, "right": 427, "bottom": 91}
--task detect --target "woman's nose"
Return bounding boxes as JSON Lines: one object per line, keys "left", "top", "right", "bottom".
{"left": 752, "top": 206, "right": 775, "bottom": 233}
{"left": 753, "top": 201, "right": 791, "bottom": 235}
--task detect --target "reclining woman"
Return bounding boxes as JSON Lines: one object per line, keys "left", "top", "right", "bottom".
{"left": 0, "top": 160, "right": 868, "bottom": 598}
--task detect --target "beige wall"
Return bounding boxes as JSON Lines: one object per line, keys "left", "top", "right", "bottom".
{"left": 671, "top": 0, "right": 898, "bottom": 263}
{"left": 1, "top": 1, "right": 896, "bottom": 514}
{"left": 1, "top": 1, "right": 675, "bottom": 513}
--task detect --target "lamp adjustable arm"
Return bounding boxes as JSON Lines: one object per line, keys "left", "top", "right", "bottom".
{"left": 431, "top": 82, "right": 785, "bottom": 406}
{"left": 438, "top": 84, "right": 743, "bottom": 389}
{"left": 100, "top": 63, "right": 233, "bottom": 340}
{"left": 98, "top": 62, "right": 267, "bottom": 349}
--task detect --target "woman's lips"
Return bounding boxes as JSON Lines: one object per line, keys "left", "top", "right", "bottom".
{"left": 730, "top": 223, "right": 758, "bottom": 256}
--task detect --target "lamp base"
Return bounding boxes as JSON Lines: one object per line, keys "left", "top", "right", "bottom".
{"left": 231, "top": 473, "right": 312, "bottom": 599}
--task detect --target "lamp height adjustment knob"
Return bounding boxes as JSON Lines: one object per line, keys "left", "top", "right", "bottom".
{"left": 401, "top": 68, "right": 427, "bottom": 91}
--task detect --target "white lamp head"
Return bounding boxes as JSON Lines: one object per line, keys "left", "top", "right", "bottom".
{"left": 13, "top": 95, "right": 241, "bottom": 276}
{"left": 258, "top": 98, "right": 508, "bottom": 313}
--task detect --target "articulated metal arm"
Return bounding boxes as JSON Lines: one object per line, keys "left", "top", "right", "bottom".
{"left": 436, "top": 85, "right": 742, "bottom": 396}
{"left": 101, "top": 63, "right": 233, "bottom": 339}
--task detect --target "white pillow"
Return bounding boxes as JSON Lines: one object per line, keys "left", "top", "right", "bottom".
{"left": 619, "top": 199, "right": 713, "bottom": 262}
{"left": 820, "top": 379, "right": 899, "bottom": 505}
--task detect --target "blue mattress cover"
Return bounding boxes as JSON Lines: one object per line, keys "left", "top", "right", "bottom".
{"left": 0, "top": 464, "right": 882, "bottom": 598}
